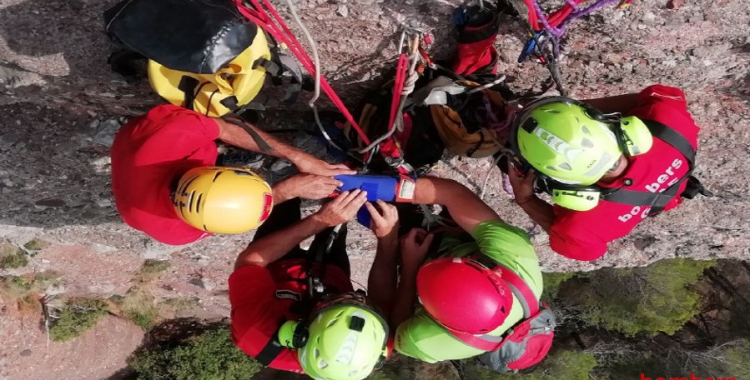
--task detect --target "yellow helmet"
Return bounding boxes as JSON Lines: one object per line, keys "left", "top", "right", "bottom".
{"left": 172, "top": 166, "right": 273, "bottom": 234}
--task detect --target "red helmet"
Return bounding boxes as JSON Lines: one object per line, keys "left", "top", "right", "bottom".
{"left": 416, "top": 257, "right": 513, "bottom": 334}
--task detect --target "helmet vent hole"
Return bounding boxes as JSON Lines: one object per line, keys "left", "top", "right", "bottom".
{"left": 181, "top": 175, "right": 200, "bottom": 194}
{"left": 188, "top": 191, "right": 197, "bottom": 212}
{"left": 212, "top": 171, "right": 223, "bottom": 182}
{"left": 582, "top": 138, "right": 594, "bottom": 148}
{"left": 545, "top": 165, "right": 558, "bottom": 172}
{"left": 558, "top": 163, "right": 572, "bottom": 171}
{"left": 318, "top": 359, "right": 327, "bottom": 369}
{"left": 195, "top": 194, "right": 203, "bottom": 213}
{"left": 581, "top": 125, "right": 591, "bottom": 135}
{"left": 233, "top": 169, "right": 252, "bottom": 176}
{"left": 542, "top": 108, "right": 561, "bottom": 114}
{"left": 314, "top": 348, "right": 320, "bottom": 359}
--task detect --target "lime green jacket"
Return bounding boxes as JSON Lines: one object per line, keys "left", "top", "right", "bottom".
{"left": 394, "top": 220, "right": 543, "bottom": 362}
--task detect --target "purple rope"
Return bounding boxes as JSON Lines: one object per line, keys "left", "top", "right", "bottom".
{"left": 526, "top": 223, "right": 541, "bottom": 237}
{"left": 531, "top": 0, "right": 564, "bottom": 38}
{"left": 558, "top": 0, "right": 622, "bottom": 30}
{"left": 502, "top": 173, "right": 514, "bottom": 195}
{"left": 563, "top": 0, "right": 580, "bottom": 11}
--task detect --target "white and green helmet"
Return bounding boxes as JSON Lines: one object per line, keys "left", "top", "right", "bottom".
{"left": 513, "top": 98, "right": 623, "bottom": 185}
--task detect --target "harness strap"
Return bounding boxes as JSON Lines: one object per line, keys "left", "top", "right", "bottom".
{"left": 643, "top": 119, "right": 696, "bottom": 166}
{"left": 496, "top": 263, "right": 539, "bottom": 318}
{"left": 178, "top": 76, "right": 200, "bottom": 111}
{"left": 221, "top": 114, "right": 274, "bottom": 153}
{"left": 597, "top": 119, "right": 702, "bottom": 214}
{"left": 255, "top": 324, "right": 285, "bottom": 365}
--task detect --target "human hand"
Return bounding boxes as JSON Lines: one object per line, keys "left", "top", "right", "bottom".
{"left": 276, "top": 174, "right": 342, "bottom": 201}
{"left": 400, "top": 228, "right": 434, "bottom": 269}
{"left": 292, "top": 152, "right": 355, "bottom": 177}
{"left": 364, "top": 200, "right": 399, "bottom": 239}
{"left": 508, "top": 165, "right": 536, "bottom": 205}
{"left": 313, "top": 190, "right": 368, "bottom": 227}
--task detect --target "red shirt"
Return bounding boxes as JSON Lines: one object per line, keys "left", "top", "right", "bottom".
{"left": 110, "top": 105, "right": 220, "bottom": 245}
{"left": 550, "top": 85, "right": 700, "bottom": 261}
{"left": 228, "top": 260, "right": 354, "bottom": 373}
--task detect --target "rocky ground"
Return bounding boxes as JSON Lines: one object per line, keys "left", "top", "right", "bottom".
{"left": 0, "top": 0, "right": 749, "bottom": 379}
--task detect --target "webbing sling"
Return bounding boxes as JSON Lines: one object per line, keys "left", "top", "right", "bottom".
{"left": 255, "top": 324, "right": 285, "bottom": 365}
{"left": 599, "top": 119, "right": 700, "bottom": 214}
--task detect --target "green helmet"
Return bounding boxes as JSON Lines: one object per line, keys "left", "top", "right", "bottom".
{"left": 296, "top": 303, "right": 388, "bottom": 380}
{"left": 514, "top": 98, "right": 622, "bottom": 185}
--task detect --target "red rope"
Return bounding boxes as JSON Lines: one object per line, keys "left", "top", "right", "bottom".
{"left": 388, "top": 54, "right": 408, "bottom": 131}
{"left": 235, "top": 0, "right": 372, "bottom": 146}
{"left": 523, "top": 0, "right": 587, "bottom": 30}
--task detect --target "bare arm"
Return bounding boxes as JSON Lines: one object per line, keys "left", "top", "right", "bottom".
{"left": 234, "top": 190, "right": 368, "bottom": 269}
{"left": 580, "top": 93, "right": 639, "bottom": 114}
{"left": 215, "top": 117, "right": 306, "bottom": 162}
{"left": 368, "top": 233, "right": 399, "bottom": 314}
{"left": 390, "top": 229, "right": 433, "bottom": 328}
{"left": 516, "top": 197, "right": 554, "bottom": 233}
{"left": 215, "top": 117, "right": 355, "bottom": 176}
{"left": 235, "top": 215, "right": 329, "bottom": 269}
{"left": 508, "top": 169, "right": 554, "bottom": 233}
{"left": 365, "top": 201, "right": 400, "bottom": 314}
{"left": 391, "top": 263, "right": 419, "bottom": 328}
{"left": 413, "top": 177, "right": 501, "bottom": 233}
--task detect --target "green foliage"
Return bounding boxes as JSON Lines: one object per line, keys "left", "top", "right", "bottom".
{"left": 127, "top": 308, "right": 158, "bottom": 330}
{"left": 0, "top": 240, "right": 28, "bottom": 269}
{"left": 23, "top": 238, "right": 50, "bottom": 251}
{"left": 576, "top": 258, "right": 715, "bottom": 336}
{"left": 1, "top": 272, "right": 60, "bottom": 299}
{"left": 50, "top": 298, "right": 109, "bottom": 341}
{"left": 118, "top": 287, "right": 159, "bottom": 330}
{"left": 136, "top": 259, "right": 171, "bottom": 282}
{"left": 705, "top": 340, "right": 750, "bottom": 379}
{"left": 541, "top": 272, "right": 576, "bottom": 301}
{"left": 162, "top": 297, "right": 201, "bottom": 316}
{"left": 463, "top": 350, "right": 598, "bottom": 380}
{"left": 371, "top": 356, "right": 459, "bottom": 380}
{"left": 129, "top": 327, "right": 262, "bottom": 380}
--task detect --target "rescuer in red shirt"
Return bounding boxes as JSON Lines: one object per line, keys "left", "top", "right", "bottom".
{"left": 505, "top": 85, "right": 707, "bottom": 261}
{"left": 228, "top": 190, "right": 397, "bottom": 379}
{"left": 110, "top": 105, "right": 354, "bottom": 245}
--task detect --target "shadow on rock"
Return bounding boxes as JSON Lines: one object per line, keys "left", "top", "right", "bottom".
{"left": 0, "top": 102, "right": 121, "bottom": 228}
{"left": 0, "top": 0, "right": 121, "bottom": 81}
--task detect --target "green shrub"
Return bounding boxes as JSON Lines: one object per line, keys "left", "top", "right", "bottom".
{"left": 136, "top": 259, "right": 171, "bottom": 283}
{"left": 116, "top": 287, "right": 159, "bottom": 330}
{"left": 23, "top": 238, "right": 51, "bottom": 251}
{"left": 463, "top": 350, "right": 598, "bottom": 380}
{"left": 577, "top": 258, "right": 715, "bottom": 336}
{"left": 50, "top": 298, "right": 109, "bottom": 341}
{"left": 1, "top": 272, "right": 60, "bottom": 299}
{"left": 0, "top": 240, "right": 28, "bottom": 269}
{"left": 541, "top": 272, "right": 577, "bottom": 301}
{"left": 129, "top": 327, "right": 262, "bottom": 380}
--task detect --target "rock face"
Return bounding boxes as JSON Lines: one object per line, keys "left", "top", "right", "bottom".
{"left": 0, "top": 0, "right": 749, "bottom": 377}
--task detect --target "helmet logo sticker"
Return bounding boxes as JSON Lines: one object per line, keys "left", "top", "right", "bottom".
{"left": 334, "top": 331, "right": 359, "bottom": 365}
{"left": 534, "top": 128, "right": 583, "bottom": 163}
